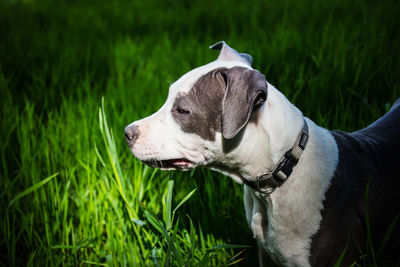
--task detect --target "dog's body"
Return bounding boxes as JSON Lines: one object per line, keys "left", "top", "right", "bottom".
{"left": 125, "top": 42, "right": 400, "bottom": 266}
{"left": 310, "top": 108, "right": 400, "bottom": 266}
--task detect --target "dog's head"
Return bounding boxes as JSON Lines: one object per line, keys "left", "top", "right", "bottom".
{"left": 125, "top": 42, "right": 269, "bottom": 181}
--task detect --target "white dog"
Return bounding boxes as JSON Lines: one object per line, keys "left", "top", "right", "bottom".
{"left": 125, "top": 41, "right": 400, "bottom": 266}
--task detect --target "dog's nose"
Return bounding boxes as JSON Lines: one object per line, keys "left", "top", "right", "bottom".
{"left": 125, "top": 124, "right": 140, "bottom": 145}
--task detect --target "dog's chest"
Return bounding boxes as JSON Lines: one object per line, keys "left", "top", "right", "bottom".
{"left": 267, "top": 204, "right": 313, "bottom": 266}
{"left": 247, "top": 190, "right": 317, "bottom": 267}
{"left": 264, "top": 217, "right": 293, "bottom": 263}
{"left": 261, "top": 216, "right": 298, "bottom": 265}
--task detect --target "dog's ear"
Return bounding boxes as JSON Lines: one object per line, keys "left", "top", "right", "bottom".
{"left": 210, "top": 41, "right": 253, "bottom": 66}
{"left": 221, "top": 67, "right": 267, "bottom": 139}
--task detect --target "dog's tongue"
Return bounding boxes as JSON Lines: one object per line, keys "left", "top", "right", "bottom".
{"left": 173, "top": 159, "right": 191, "bottom": 166}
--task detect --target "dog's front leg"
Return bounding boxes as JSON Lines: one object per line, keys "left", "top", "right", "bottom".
{"left": 244, "top": 186, "right": 274, "bottom": 266}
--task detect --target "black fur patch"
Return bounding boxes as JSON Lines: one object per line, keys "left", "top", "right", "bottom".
{"left": 309, "top": 99, "right": 400, "bottom": 266}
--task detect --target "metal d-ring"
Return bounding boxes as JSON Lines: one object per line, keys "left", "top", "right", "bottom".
{"left": 256, "top": 176, "right": 278, "bottom": 194}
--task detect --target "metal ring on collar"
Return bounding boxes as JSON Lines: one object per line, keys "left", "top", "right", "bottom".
{"left": 256, "top": 176, "right": 278, "bottom": 194}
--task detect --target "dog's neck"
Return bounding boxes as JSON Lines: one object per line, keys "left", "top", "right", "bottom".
{"left": 222, "top": 84, "right": 306, "bottom": 182}
{"left": 259, "top": 85, "right": 305, "bottom": 172}
{"left": 240, "top": 84, "right": 339, "bottom": 266}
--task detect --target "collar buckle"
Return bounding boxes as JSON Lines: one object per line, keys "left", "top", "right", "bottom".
{"left": 254, "top": 119, "right": 309, "bottom": 195}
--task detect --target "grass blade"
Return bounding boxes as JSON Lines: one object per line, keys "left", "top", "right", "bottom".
{"left": 152, "top": 247, "right": 161, "bottom": 267}
{"left": 199, "top": 251, "right": 212, "bottom": 267}
{"left": 185, "top": 215, "right": 196, "bottom": 266}
{"left": 211, "top": 244, "right": 250, "bottom": 250}
{"left": 145, "top": 210, "right": 165, "bottom": 235}
{"left": 171, "top": 187, "right": 197, "bottom": 227}
{"left": 164, "top": 180, "right": 174, "bottom": 230}
{"left": 173, "top": 188, "right": 197, "bottom": 215}
{"left": 8, "top": 173, "right": 59, "bottom": 207}
{"left": 377, "top": 212, "right": 400, "bottom": 257}
{"left": 334, "top": 245, "right": 348, "bottom": 267}
{"left": 225, "top": 249, "right": 246, "bottom": 266}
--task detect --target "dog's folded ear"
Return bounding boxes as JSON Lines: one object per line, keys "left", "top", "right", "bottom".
{"left": 210, "top": 41, "right": 253, "bottom": 66}
{"left": 221, "top": 67, "right": 267, "bottom": 139}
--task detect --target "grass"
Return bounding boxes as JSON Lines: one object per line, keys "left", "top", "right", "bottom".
{"left": 1, "top": 0, "right": 399, "bottom": 266}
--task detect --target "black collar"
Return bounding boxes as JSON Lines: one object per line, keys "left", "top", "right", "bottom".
{"left": 243, "top": 119, "right": 309, "bottom": 194}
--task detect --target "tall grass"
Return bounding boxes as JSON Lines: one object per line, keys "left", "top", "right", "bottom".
{"left": 1, "top": 0, "right": 399, "bottom": 265}
{"left": 99, "top": 98, "right": 248, "bottom": 265}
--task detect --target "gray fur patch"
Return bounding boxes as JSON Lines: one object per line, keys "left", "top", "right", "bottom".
{"left": 171, "top": 68, "right": 227, "bottom": 141}
{"left": 171, "top": 66, "right": 267, "bottom": 141}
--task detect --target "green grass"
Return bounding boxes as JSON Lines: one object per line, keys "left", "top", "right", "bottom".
{"left": 1, "top": 0, "right": 399, "bottom": 266}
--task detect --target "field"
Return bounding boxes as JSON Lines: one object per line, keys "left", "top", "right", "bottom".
{"left": 1, "top": 0, "right": 399, "bottom": 266}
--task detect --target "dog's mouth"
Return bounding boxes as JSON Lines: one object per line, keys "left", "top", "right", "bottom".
{"left": 142, "top": 158, "right": 194, "bottom": 170}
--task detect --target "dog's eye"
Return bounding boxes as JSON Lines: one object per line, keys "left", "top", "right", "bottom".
{"left": 177, "top": 105, "right": 190, "bottom": 115}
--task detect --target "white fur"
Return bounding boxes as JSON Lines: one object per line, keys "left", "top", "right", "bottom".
{"left": 127, "top": 58, "right": 339, "bottom": 266}
{"left": 243, "top": 91, "right": 339, "bottom": 266}
{"left": 126, "top": 60, "right": 251, "bottom": 168}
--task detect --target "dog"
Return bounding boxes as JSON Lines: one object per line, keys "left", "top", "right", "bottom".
{"left": 125, "top": 41, "right": 400, "bottom": 266}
